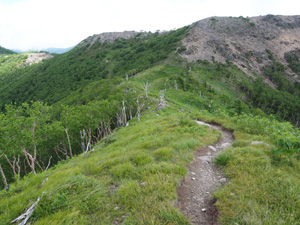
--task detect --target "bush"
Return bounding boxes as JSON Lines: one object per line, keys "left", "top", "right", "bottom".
{"left": 214, "top": 151, "right": 234, "bottom": 167}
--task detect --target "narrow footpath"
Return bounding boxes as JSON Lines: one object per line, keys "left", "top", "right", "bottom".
{"left": 177, "top": 121, "right": 234, "bottom": 225}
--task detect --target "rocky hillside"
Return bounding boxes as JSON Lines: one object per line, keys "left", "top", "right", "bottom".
{"left": 24, "top": 52, "right": 53, "bottom": 65}
{"left": 78, "top": 31, "right": 142, "bottom": 49}
{"left": 180, "top": 15, "right": 300, "bottom": 85}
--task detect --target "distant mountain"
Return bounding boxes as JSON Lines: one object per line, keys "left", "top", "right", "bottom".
{"left": 44, "top": 46, "right": 74, "bottom": 54}
{"left": 0, "top": 45, "right": 15, "bottom": 54}
{"left": 13, "top": 46, "right": 74, "bottom": 54}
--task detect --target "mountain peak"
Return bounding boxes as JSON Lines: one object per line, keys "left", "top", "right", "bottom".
{"left": 78, "top": 31, "right": 142, "bottom": 49}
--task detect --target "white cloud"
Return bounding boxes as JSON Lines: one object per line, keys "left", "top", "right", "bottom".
{"left": 0, "top": 0, "right": 299, "bottom": 50}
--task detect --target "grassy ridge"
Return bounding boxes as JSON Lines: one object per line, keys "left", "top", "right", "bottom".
{"left": 198, "top": 111, "right": 300, "bottom": 224}
{"left": 0, "top": 109, "right": 219, "bottom": 224}
{"left": 1, "top": 62, "right": 300, "bottom": 224}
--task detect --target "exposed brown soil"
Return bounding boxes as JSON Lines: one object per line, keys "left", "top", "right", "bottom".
{"left": 177, "top": 122, "right": 234, "bottom": 225}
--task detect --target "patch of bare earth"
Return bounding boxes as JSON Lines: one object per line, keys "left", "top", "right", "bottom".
{"left": 25, "top": 53, "right": 53, "bottom": 65}
{"left": 177, "top": 122, "right": 234, "bottom": 225}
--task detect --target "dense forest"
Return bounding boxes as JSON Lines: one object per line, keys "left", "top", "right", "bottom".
{"left": 0, "top": 46, "right": 15, "bottom": 55}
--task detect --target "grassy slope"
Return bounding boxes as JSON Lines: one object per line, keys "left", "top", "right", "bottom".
{"left": 1, "top": 62, "right": 300, "bottom": 224}
{"left": 0, "top": 109, "right": 219, "bottom": 224}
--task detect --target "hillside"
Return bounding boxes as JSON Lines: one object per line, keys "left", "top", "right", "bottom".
{"left": 0, "top": 27, "right": 188, "bottom": 109}
{"left": 0, "top": 15, "right": 300, "bottom": 224}
{"left": 181, "top": 15, "right": 300, "bottom": 82}
{"left": 0, "top": 45, "right": 15, "bottom": 55}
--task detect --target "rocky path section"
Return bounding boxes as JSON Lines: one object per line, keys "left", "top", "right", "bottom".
{"left": 25, "top": 53, "right": 53, "bottom": 65}
{"left": 177, "top": 121, "right": 234, "bottom": 225}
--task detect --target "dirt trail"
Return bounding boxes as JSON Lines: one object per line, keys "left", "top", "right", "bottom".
{"left": 177, "top": 121, "right": 234, "bottom": 225}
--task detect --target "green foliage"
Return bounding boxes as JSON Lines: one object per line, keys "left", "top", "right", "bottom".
{"left": 272, "top": 136, "right": 300, "bottom": 161}
{"left": 0, "top": 111, "right": 219, "bottom": 224}
{"left": 285, "top": 50, "right": 300, "bottom": 74}
{"left": 0, "top": 46, "right": 15, "bottom": 54}
{"left": 51, "top": 192, "right": 70, "bottom": 210}
{"left": 0, "top": 27, "right": 189, "bottom": 109}
{"left": 214, "top": 150, "right": 234, "bottom": 167}
{"left": 210, "top": 18, "right": 218, "bottom": 26}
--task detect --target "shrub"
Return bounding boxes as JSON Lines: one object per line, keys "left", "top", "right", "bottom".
{"left": 215, "top": 151, "right": 234, "bottom": 167}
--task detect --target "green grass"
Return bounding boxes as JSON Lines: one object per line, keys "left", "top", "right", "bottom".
{"left": 202, "top": 111, "right": 300, "bottom": 224}
{"left": 1, "top": 51, "right": 300, "bottom": 225}
{"left": 0, "top": 110, "right": 219, "bottom": 224}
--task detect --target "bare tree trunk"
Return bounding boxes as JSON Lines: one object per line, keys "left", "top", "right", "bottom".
{"left": 21, "top": 121, "right": 39, "bottom": 175}
{"left": 80, "top": 129, "right": 86, "bottom": 152}
{"left": 16, "top": 155, "right": 21, "bottom": 180}
{"left": 136, "top": 97, "right": 145, "bottom": 122}
{"left": 129, "top": 107, "right": 133, "bottom": 120}
{"left": 45, "top": 156, "right": 52, "bottom": 171}
{"left": 64, "top": 128, "right": 73, "bottom": 158}
{"left": 83, "top": 128, "right": 92, "bottom": 155}
{"left": 54, "top": 147, "right": 63, "bottom": 161}
{"left": 122, "top": 99, "right": 127, "bottom": 126}
{"left": 21, "top": 147, "right": 36, "bottom": 175}
{"left": 23, "top": 159, "right": 27, "bottom": 176}
{"left": 11, "top": 195, "right": 42, "bottom": 224}
{"left": 0, "top": 163, "right": 8, "bottom": 189}
{"left": 4, "top": 154, "right": 16, "bottom": 177}
{"left": 141, "top": 81, "right": 151, "bottom": 99}
{"left": 156, "top": 91, "right": 167, "bottom": 111}
{"left": 32, "top": 122, "right": 37, "bottom": 171}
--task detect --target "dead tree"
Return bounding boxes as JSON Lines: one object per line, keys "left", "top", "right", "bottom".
{"left": 136, "top": 97, "right": 145, "bottom": 122}
{"left": 0, "top": 163, "right": 8, "bottom": 189}
{"left": 83, "top": 128, "right": 92, "bottom": 155}
{"left": 80, "top": 129, "right": 86, "bottom": 152}
{"left": 64, "top": 128, "right": 73, "bottom": 158}
{"left": 21, "top": 148, "right": 36, "bottom": 175}
{"left": 116, "top": 100, "right": 127, "bottom": 128}
{"left": 141, "top": 81, "right": 151, "bottom": 99}
{"left": 121, "top": 99, "right": 127, "bottom": 126}
{"left": 45, "top": 156, "right": 52, "bottom": 171}
{"left": 53, "top": 145, "right": 68, "bottom": 160}
{"left": 116, "top": 113, "right": 122, "bottom": 129}
{"left": 4, "top": 154, "right": 21, "bottom": 180}
{"left": 20, "top": 121, "right": 39, "bottom": 175}
{"left": 174, "top": 80, "right": 178, "bottom": 90}
{"left": 156, "top": 91, "right": 166, "bottom": 111}
{"left": 11, "top": 194, "right": 43, "bottom": 224}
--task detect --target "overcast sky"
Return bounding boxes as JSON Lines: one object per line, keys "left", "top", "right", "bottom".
{"left": 0, "top": 0, "right": 299, "bottom": 51}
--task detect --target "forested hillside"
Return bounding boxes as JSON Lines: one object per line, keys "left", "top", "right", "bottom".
{"left": 0, "top": 27, "right": 188, "bottom": 109}
{"left": 0, "top": 15, "right": 300, "bottom": 224}
{"left": 0, "top": 46, "right": 15, "bottom": 55}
